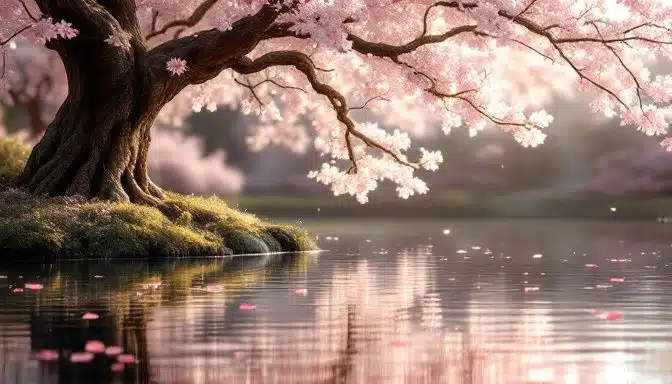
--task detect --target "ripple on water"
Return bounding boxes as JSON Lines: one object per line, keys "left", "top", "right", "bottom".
{"left": 0, "top": 219, "right": 671, "bottom": 383}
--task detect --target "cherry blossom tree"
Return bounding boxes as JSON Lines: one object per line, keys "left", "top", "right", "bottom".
{"left": 0, "top": 0, "right": 671, "bottom": 207}
{"left": 0, "top": 44, "right": 244, "bottom": 195}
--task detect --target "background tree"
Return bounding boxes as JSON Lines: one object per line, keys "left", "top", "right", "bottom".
{"left": 0, "top": 0, "right": 670, "bottom": 207}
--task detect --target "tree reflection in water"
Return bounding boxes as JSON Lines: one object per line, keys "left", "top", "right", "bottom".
{"left": 2, "top": 234, "right": 671, "bottom": 383}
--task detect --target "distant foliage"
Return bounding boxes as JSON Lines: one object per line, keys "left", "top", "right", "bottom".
{"left": 0, "top": 136, "right": 30, "bottom": 189}
{"left": 1, "top": 0, "right": 671, "bottom": 202}
{"left": 148, "top": 130, "right": 244, "bottom": 195}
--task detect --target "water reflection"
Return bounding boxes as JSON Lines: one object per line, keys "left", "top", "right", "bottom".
{"left": 0, "top": 220, "right": 671, "bottom": 383}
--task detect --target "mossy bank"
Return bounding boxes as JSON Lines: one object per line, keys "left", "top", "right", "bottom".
{"left": 0, "top": 138, "right": 315, "bottom": 260}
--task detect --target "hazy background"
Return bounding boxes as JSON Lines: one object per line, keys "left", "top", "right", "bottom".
{"left": 184, "top": 102, "right": 672, "bottom": 199}
{"left": 3, "top": 86, "right": 671, "bottom": 219}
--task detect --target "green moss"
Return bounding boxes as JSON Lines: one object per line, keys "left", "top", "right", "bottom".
{"left": 0, "top": 137, "right": 31, "bottom": 190}
{"left": 0, "top": 138, "right": 316, "bottom": 260}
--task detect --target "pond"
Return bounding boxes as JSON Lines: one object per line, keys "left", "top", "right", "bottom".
{"left": 1, "top": 219, "right": 671, "bottom": 384}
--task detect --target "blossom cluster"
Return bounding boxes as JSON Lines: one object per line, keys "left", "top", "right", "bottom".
{"left": 1, "top": 0, "right": 670, "bottom": 202}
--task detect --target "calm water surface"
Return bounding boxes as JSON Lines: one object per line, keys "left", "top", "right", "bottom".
{"left": 1, "top": 219, "right": 671, "bottom": 384}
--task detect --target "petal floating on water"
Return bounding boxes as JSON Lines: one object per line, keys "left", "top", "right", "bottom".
{"left": 609, "top": 277, "right": 625, "bottom": 283}
{"left": 293, "top": 288, "right": 308, "bottom": 296}
{"left": 82, "top": 312, "right": 99, "bottom": 320}
{"left": 105, "top": 346, "right": 123, "bottom": 356}
{"left": 25, "top": 283, "right": 43, "bottom": 291}
{"left": 585, "top": 264, "right": 599, "bottom": 268}
{"left": 85, "top": 340, "right": 106, "bottom": 354}
{"left": 36, "top": 349, "right": 59, "bottom": 361}
{"left": 117, "top": 354, "right": 136, "bottom": 364}
{"left": 597, "top": 311, "right": 623, "bottom": 321}
{"left": 239, "top": 304, "right": 256, "bottom": 311}
{"left": 70, "top": 352, "right": 94, "bottom": 363}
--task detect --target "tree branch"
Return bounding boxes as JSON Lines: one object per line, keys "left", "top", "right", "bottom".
{"left": 145, "top": 0, "right": 218, "bottom": 40}
{"left": 19, "top": 0, "right": 39, "bottom": 22}
{"left": 144, "top": 4, "right": 281, "bottom": 104}
{"left": 231, "top": 51, "right": 420, "bottom": 172}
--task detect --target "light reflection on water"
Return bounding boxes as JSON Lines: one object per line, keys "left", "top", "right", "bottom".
{"left": 0, "top": 219, "right": 671, "bottom": 384}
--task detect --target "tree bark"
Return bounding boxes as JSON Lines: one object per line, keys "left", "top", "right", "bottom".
{"left": 18, "top": 0, "right": 281, "bottom": 205}
{"left": 19, "top": 0, "right": 166, "bottom": 204}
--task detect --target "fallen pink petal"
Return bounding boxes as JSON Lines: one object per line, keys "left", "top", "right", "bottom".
{"left": 609, "top": 277, "right": 625, "bottom": 283}
{"left": 204, "top": 284, "right": 224, "bottom": 293}
{"left": 25, "top": 283, "right": 43, "bottom": 290}
{"left": 0, "top": 275, "right": 8, "bottom": 279}
{"left": 105, "top": 346, "right": 123, "bottom": 356}
{"left": 585, "top": 264, "right": 599, "bottom": 268}
{"left": 94, "top": 275, "right": 105, "bottom": 279}
{"left": 36, "top": 349, "right": 59, "bottom": 361}
{"left": 110, "top": 363, "right": 125, "bottom": 372}
{"left": 12, "top": 288, "right": 23, "bottom": 293}
{"left": 82, "top": 312, "right": 99, "bottom": 320}
{"left": 117, "top": 354, "right": 136, "bottom": 364}
{"left": 140, "top": 282, "right": 161, "bottom": 289}
{"left": 597, "top": 311, "right": 623, "bottom": 321}
{"left": 70, "top": 352, "right": 94, "bottom": 363}
{"left": 85, "top": 340, "right": 106, "bottom": 354}
{"left": 524, "top": 287, "right": 539, "bottom": 292}
{"left": 293, "top": 288, "right": 308, "bottom": 296}
{"left": 239, "top": 304, "right": 256, "bottom": 311}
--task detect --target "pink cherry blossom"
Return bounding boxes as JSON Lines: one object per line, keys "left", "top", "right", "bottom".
{"left": 1, "top": 0, "right": 671, "bottom": 203}
{"left": 166, "top": 58, "right": 188, "bottom": 76}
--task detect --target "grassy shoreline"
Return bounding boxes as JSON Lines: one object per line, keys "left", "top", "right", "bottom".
{"left": 0, "top": 138, "right": 314, "bottom": 260}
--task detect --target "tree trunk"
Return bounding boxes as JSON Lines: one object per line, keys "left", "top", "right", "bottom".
{"left": 19, "top": 0, "right": 280, "bottom": 206}
{"left": 19, "top": 39, "right": 165, "bottom": 205}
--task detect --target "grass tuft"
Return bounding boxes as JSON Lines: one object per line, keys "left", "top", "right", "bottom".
{"left": 0, "top": 138, "right": 315, "bottom": 260}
